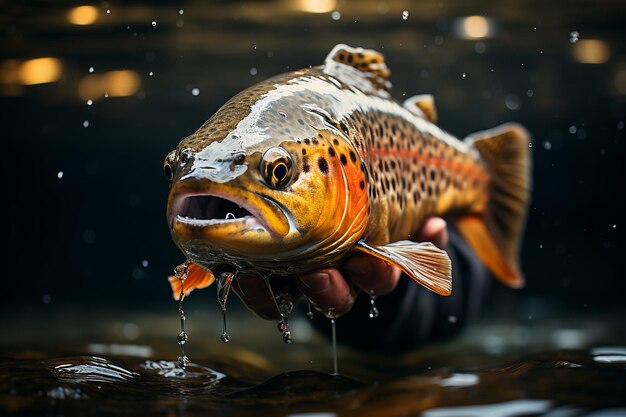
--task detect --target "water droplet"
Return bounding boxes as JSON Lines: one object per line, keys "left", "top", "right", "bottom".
{"left": 330, "top": 317, "right": 338, "bottom": 375}
{"left": 225, "top": 212, "right": 236, "bottom": 220}
{"left": 87, "top": 99, "right": 93, "bottom": 106}
{"left": 42, "top": 294, "right": 51, "bottom": 304}
{"left": 83, "top": 120, "right": 90, "bottom": 128}
{"left": 217, "top": 272, "right": 235, "bottom": 342}
{"left": 543, "top": 141, "right": 552, "bottom": 150}
{"left": 448, "top": 315, "right": 457, "bottom": 323}
{"left": 191, "top": 88, "right": 200, "bottom": 96}
{"left": 331, "top": 11, "right": 341, "bottom": 21}
{"left": 249, "top": 67, "right": 257, "bottom": 76}
{"left": 278, "top": 321, "right": 288, "bottom": 333}
{"left": 177, "top": 355, "right": 189, "bottom": 369}
{"left": 368, "top": 291, "right": 379, "bottom": 319}
{"left": 569, "top": 31, "right": 579, "bottom": 43}
{"left": 613, "top": 224, "right": 617, "bottom": 229}
{"left": 141, "top": 259, "right": 149, "bottom": 267}
{"left": 177, "top": 331, "right": 188, "bottom": 346}
{"left": 569, "top": 125, "right": 577, "bottom": 134}
{"left": 462, "top": 72, "right": 466, "bottom": 78}
{"left": 57, "top": 171, "right": 64, "bottom": 179}
{"left": 178, "top": 9, "right": 184, "bottom": 15}
{"left": 505, "top": 94, "right": 520, "bottom": 111}
{"left": 151, "top": 21, "right": 157, "bottom": 27}
{"left": 539, "top": 244, "right": 544, "bottom": 249}
{"left": 617, "top": 121, "right": 624, "bottom": 130}
{"left": 174, "top": 262, "right": 189, "bottom": 281}
{"left": 528, "top": 142, "right": 533, "bottom": 148}
{"left": 526, "top": 89, "right": 534, "bottom": 97}
{"left": 306, "top": 302, "right": 314, "bottom": 320}
{"left": 89, "top": 66, "right": 94, "bottom": 73}
{"left": 106, "top": 9, "right": 110, "bottom": 14}
{"left": 402, "top": 10, "right": 409, "bottom": 20}
{"left": 149, "top": 71, "right": 153, "bottom": 76}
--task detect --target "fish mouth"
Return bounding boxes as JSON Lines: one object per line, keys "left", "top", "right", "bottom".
{"left": 175, "top": 195, "right": 255, "bottom": 225}
{"left": 168, "top": 189, "right": 290, "bottom": 238}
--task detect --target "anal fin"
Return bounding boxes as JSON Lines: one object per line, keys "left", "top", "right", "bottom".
{"left": 168, "top": 262, "right": 215, "bottom": 300}
{"left": 355, "top": 240, "right": 452, "bottom": 296}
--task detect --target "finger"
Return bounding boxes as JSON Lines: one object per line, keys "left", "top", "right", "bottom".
{"left": 231, "top": 274, "right": 281, "bottom": 320}
{"left": 342, "top": 254, "right": 402, "bottom": 296}
{"left": 418, "top": 217, "right": 449, "bottom": 249}
{"left": 297, "top": 268, "right": 356, "bottom": 316}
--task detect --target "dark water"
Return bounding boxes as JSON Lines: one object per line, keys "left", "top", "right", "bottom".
{"left": 2, "top": 311, "right": 626, "bottom": 417}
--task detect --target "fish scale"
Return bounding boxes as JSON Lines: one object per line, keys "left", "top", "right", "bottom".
{"left": 164, "top": 44, "right": 531, "bottom": 300}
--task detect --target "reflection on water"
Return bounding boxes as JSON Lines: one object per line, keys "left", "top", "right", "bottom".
{"left": 1, "top": 312, "right": 625, "bottom": 417}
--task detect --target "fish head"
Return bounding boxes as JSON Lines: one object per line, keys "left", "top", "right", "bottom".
{"left": 165, "top": 82, "right": 369, "bottom": 273}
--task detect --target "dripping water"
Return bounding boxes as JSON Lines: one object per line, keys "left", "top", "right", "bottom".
{"left": 325, "top": 308, "right": 338, "bottom": 375}
{"left": 174, "top": 262, "right": 190, "bottom": 369}
{"left": 368, "top": 290, "right": 379, "bottom": 319}
{"left": 216, "top": 272, "right": 235, "bottom": 343}
{"left": 306, "top": 302, "right": 314, "bottom": 320}
{"left": 275, "top": 293, "right": 294, "bottom": 344}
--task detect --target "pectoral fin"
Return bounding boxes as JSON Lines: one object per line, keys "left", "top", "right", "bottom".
{"left": 168, "top": 262, "right": 215, "bottom": 300}
{"left": 355, "top": 240, "right": 452, "bottom": 296}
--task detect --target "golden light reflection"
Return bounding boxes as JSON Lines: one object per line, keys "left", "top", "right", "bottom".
{"left": 295, "top": 0, "right": 336, "bottom": 13}
{"left": 78, "top": 70, "right": 141, "bottom": 100}
{"left": 0, "top": 59, "right": 21, "bottom": 84}
{"left": 573, "top": 39, "right": 610, "bottom": 64}
{"left": 455, "top": 16, "right": 492, "bottom": 39}
{"left": 67, "top": 6, "right": 99, "bottom": 25}
{"left": 18, "top": 58, "right": 62, "bottom": 85}
{"left": 614, "top": 67, "right": 626, "bottom": 95}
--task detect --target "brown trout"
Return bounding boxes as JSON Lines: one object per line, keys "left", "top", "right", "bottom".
{"left": 164, "top": 44, "right": 531, "bottom": 299}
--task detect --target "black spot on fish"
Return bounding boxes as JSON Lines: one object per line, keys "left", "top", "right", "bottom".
{"left": 333, "top": 138, "right": 339, "bottom": 146}
{"left": 304, "top": 138, "right": 310, "bottom": 145}
{"left": 349, "top": 151, "right": 357, "bottom": 163}
{"left": 303, "top": 160, "right": 310, "bottom": 173}
{"left": 302, "top": 149, "right": 307, "bottom": 155}
{"left": 359, "top": 180, "right": 365, "bottom": 190}
{"left": 340, "top": 154, "right": 347, "bottom": 165}
{"left": 339, "top": 121, "right": 349, "bottom": 135}
{"left": 312, "top": 138, "right": 319, "bottom": 145}
{"left": 318, "top": 157, "right": 328, "bottom": 173}
{"left": 328, "top": 147, "right": 336, "bottom": 157}
{"left": 298, "top": 119, "right": 305, "bottom": 125}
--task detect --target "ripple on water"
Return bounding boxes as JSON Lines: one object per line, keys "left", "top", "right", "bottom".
{"left": 54, "top": 356, "right": 138, "bottom": 384}
{"left": 140, "top": 360, "right": 226, "bottom": 381}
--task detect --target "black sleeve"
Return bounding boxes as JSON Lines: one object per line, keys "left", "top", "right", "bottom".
{"left": 310, "top": 227, "right": 491, "bottom": 353}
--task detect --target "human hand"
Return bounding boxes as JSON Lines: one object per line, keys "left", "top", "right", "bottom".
{"left": 232, "top": 217, "right": 449, "bottom": 320}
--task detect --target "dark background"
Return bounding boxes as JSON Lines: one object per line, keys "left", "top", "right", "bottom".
{"left": 2, "top": 0, "right": 625, "bottom": 323}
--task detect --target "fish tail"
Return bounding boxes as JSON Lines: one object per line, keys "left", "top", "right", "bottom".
{"left": 455, "top": 123, "right": 531, "bottom": 288}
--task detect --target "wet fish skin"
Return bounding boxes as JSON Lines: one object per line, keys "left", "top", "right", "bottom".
{"left": 165, "top": 44, "right": 531, "bottom": 299}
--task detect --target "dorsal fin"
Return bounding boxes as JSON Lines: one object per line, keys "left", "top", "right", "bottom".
{"left": 322, "top": 44, "right": 391, "bottom": 97}
{"left": 404, "top": 94, "right": 438, "bottom": 123}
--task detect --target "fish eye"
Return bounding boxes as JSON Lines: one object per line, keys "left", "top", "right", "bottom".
{"left": 261, "top": 147, "right": 293, "bottom": 189}
{"left": 164, "top": 150, "right": 176, "bottom": 182}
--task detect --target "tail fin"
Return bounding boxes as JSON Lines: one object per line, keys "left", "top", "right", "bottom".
{"left": 456, "top": 123, "right": 531, "bottom": 288}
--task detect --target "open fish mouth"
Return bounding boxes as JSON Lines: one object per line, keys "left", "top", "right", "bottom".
{"left": 175, "top": 195, "right": 254, "bottom": 225}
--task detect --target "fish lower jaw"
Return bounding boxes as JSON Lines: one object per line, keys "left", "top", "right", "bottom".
{"left": 175, "top": 214, "right": 261, "bottom": 228}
